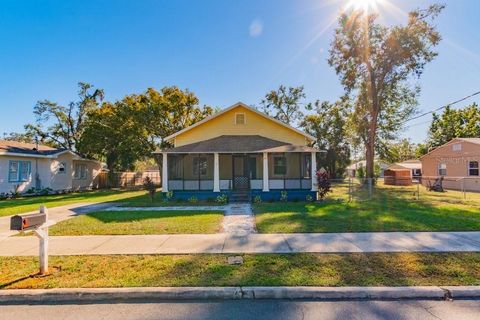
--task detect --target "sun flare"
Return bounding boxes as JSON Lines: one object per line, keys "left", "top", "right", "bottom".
{"left": 345, "top": 0, "right": 382, "bottom": 12}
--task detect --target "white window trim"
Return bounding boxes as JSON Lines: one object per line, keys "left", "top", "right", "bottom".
{"left": 57, "top": 162, "right": 67, "bottom": 174}
{"left": 468, "top": 161, "right": 479, "bottom": 176}
{"left": 438, "top": 163, "right": 447, "bottom": 176}
{"left": 74, "top": 163, "right": 88, "bottom": 180}
{"left": 234, "top": 112, "right": 246, "bottom": 125}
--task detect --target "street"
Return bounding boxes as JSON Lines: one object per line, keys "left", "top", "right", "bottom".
{"left": 1, "top": 299, "right": 479, "bottom": 320}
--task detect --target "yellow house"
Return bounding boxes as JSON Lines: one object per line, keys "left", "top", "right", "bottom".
{"left": 155, "top": 102, "right": 320, "bottom": 202}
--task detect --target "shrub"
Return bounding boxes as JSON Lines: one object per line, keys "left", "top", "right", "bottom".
{"left": 280, "top": 190, "right": 288, "bottom": 202}
{"left": 9, "top": 185, "right": 20, "bottom": 199}
{"left": 164, "top": 190, "right": 174, "bottom": 203}
{"left": 316, "top": 168, "right": 332, "bottom": 200}
{"left": 253, "top": 195, "right": 262, "bottom": 204}
{"left": 25, "top": 187, "right": 37, "bottom": 195}
{"left": 143, "top": 177, "right": 156, "bottom": 202}
{"left": 38, "top": 188, "right": 53, "bottom": 196}
{"left": 215, "top": 193, "right": 228, "bottom": 205}
{"left": 306, "top": 194, "right": 314, "bottom": 202}
{"left": 188, "top": 196, "right": 198, "bottom": 204}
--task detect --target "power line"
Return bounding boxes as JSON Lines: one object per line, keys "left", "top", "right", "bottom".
{"left": 400, "top": 90, "right": 480, "bottom": 125}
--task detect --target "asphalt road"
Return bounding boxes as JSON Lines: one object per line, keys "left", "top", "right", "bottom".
{"left": 1, "top": 299, "right": 480, "bottom": 320}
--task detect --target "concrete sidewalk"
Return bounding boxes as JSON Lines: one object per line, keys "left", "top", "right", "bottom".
{"left": 0, "top": 202, "right": 115, "bottom": 240}
{"left": 2, "top": 231, "right": 480, "bottom": 256}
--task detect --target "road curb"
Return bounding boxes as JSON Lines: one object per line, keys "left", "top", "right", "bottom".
{"left": 3, "top": 286, "right": 480, "bottom": 303}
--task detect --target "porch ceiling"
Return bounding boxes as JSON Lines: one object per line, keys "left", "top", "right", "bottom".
{"left": 155, "top": 135, "right": 319, "bottom": 153}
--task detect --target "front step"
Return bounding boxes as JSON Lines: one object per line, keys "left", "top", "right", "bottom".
{"left": 229, "top": 191, "right": 251, "bottom": 203}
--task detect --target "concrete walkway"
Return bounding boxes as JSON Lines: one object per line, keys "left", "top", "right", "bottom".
{"left": 2, "top": 231, "right": 480, "bottom": 256}
{"left": 0, "top": 202, "right": 115, "bottom": 240}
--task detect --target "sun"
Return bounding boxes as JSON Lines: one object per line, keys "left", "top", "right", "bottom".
{"left": 345, "top": 0, "right": 382, "bottom": 12}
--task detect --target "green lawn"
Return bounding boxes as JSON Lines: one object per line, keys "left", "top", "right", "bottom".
{"left": 255, "top": 183, "right": 480, "bottom": 233}
{"left": 117, "top": 192, "right": 223, "bottom": 207}
{"left": 0, "top": 190, "right": 148, "bottom": 217}
{"left": 2, "top": 253, "right": 480, "bottom": 289}
{"left": 24, "top": 210, "right": 224, "bottom": 235}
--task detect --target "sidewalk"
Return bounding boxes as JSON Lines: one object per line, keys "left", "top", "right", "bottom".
{"left": 0, "top": 202, "right": 115, "bottom": 240}
{"left": 2, "top": 231, "right": 480, "bottom": 256}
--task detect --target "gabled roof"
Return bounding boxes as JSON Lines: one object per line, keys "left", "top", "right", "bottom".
{"left": 0, "top": 140, "right": 98, "bottom": 161}
{"left": 156, "top": 135, "right": 319, "bottom": 153}
{"left": 387, "top": 160, "right": 422, "bottom": 171}
{"left": 420, "top": 137, "right": 480, "bottom": 159}
{"left": 164, "top": 102, "right": 316, "bottom": 143}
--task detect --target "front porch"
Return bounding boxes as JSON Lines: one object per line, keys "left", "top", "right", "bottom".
{"left": 161, "top": 151, "right": 318, "bottom": 202}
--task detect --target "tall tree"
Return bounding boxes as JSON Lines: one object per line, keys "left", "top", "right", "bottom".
{"left": 427, "top": 103, "right": 480, "bottom": 148}
{"left": 328, "top": 4, "right": 443, "bottom": 179}
{"left": 25, "top": 82, "right": 104, "bottom": 151}
{"left": 79, "top": 86, "right": 213, "bottom": 171}
{"left": 301, "top": 101, "right": 351, "bottom": 178}
{"left": 260, "top": 85, "right": 306, "bottom": 125}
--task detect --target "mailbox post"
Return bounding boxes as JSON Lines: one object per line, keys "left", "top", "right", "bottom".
{"left": 10, "top": 205, "right": 54, "bottom": 275}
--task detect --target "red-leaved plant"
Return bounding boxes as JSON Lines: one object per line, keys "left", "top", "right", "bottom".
{"left": 316, "top": 168, "right": 331, "bottom": 200}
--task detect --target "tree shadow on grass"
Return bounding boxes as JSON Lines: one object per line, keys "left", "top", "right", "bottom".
{"left": 253, "top": 188, "right": 480, "bottom": 233}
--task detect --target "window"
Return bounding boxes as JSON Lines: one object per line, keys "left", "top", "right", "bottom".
{"left": 193, "top": 157, "right": 207, "bottom": 176}
{"left": 469, "top": 161, "right": 479, "bottom": 176}
{"left": 412, "top": 168, "right": 422, "bottom": 176}
{"left": 273, "top": 156, "right": 287, "bottom": 175}
{"left": 235, "top": 113, "right": 246, "bottom": 125}
{"left": 74, "top": 164, "right": 87, "bottom": 180}
{"left": 438, "top": 163, "right": 447, "bottom": 176}
{"left": 302, "top": 154, "right": 311, "bottom": 178}
{"left": 452, "top": 143, "right": 462, "bottom": 151}
{"left": 57, "top": 162, "right": 66, "bottom": 174}
{"left": 8, "top": 161, "right": 31, "bottom": 182}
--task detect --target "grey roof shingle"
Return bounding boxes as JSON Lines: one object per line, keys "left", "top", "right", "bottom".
{"left": 0, "top": 140, "right": 66, "bottom": 156}
{"left": 157, "top": 135, "right": 319, "bottom": 153}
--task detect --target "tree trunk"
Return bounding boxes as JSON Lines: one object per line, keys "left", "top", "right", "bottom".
{"left": 365, "top": 125, "right": 376, "bottom": 180}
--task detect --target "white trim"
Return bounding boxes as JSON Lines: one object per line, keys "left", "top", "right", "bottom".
{"left": 0, "top": 150, "right": 99, "bottom": 163}
{"left": 213, "top": 153, "right": 220, "bottom": 192}
{"left": 164, "top": 102, "right": 316, "bottom": 143}
{"left": 162, "top": 153, "right": 169, "bottom": 192}
{"left": 262, "top": 152, "right": 269, "bottom": 192}
{"left": 311, "top": 152, "right": 317, "bottom": 191}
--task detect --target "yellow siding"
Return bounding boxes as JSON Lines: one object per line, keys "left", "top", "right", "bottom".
{"left": 173, "top": 105, "right": 308, "bottom": 147}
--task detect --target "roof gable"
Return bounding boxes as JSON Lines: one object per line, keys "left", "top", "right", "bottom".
{"left": 165, "top": 102, "right": 316, "bottom": 146}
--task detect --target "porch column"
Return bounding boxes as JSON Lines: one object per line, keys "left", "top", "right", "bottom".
{"left": 311, "top": 152, "right": 317, "bottom": 191}
{"left": 263, "top": 152, "right": 269, "bottom": 192}
{"left": 213, "top": 153, "right": 220, "bottom": 192}
{"left": 162, "top": 152, "right": 168, "bottom": 192}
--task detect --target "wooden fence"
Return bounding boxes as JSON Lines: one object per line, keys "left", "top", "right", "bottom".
{"left": 98, "top": 171, "right": 161, "bottom": 189}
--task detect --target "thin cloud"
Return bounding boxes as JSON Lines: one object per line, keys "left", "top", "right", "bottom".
{"left": 249, "top": 19, "right": 263, "bottom": 37}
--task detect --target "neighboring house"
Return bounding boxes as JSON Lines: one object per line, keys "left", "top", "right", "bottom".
{"left": 420, "top": 138, "right": 480, "bottom": 191}
{"left": 384, "top": 160, "right": 422, "bottom": 186}
{"left": 154, "top": 102, "right": 320, "bottom": 201}
{"left": 346, "top": 160, "right": 389, "bottom": 178}
{"left": 0, "top": 140, "right": 102, "bottom": 194}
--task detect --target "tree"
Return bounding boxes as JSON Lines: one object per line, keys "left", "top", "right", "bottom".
{"left": 79, "top": 86, "right": 213, "bottom": 171}
{"left": 25, "top": 82, "right": 104, "bottom": 151}
{"left": 328, "top": 4, "right": 443, "bottom": 179}
{"left": 301, "top": 100, "right": 351, "bottom": 178}
{"left": 2, "top": 132, "right": 37, "bottom": 144}
{"left": 260, "top": 85, "right": 306, "bottom": 125}
{"left": 427, "top": 103, "right": 480, "bottom": 148}
{"left": 378, "top": 138, "right": 417, "bottom": 163}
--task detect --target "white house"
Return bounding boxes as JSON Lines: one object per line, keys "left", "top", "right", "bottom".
{"left": 0, "top": 140, "right": 102, "bottom": 194}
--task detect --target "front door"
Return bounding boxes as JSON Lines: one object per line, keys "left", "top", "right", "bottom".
{"left": 233, "top": 155, "right": 249, "bottom": 190}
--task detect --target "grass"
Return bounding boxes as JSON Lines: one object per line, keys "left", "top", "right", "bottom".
{"left": 20, "top": 210, "right": 224, "bottom": 235}
{"left": 1, "top": 253, "right": 480, "bottom": 289}
{"left": 255, "top": 183, "right": 480, "bottom": 233}
{"left": 0, "top": 190, "right": 148, "bottom": 217}
{"left": 0, "top": 189, "right": 218, "bottom": 218}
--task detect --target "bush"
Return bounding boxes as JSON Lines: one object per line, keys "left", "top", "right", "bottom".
{"left": 38, "top": 188, "right": 53, "bottom": 196}
{"left": 280, "top": 190, "right": 288, "bottom": 202}
{"left": 316, "top": 169, "right": 332, "bottom": 200}
{"left": 253, "top": 195, "right": 262, "bottom": 204}
{"left": 306, "top": 194, "right": 314, "bottom": 202}
{"left": 164, "top": 190, "right": 174, "bottom": 203}
{"left": 188, "top": 196, "right": 198, "bottom": 204}
{"left": 25, "top": 187, "right": 37, "bottom": 195}
{"left": 143, "top": 177, "right": 156, "bottom": 202}
{"left": 215, "top": 193, "right": 228, "bottom": 205}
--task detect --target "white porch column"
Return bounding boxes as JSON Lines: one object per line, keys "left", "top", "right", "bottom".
{"left": 311, "top": 152, "right": 317, "bottom": 191}
{"left": 162, "top": 153, "right": 168, "bottom": 192}
{"left": 213, "top": 153, "right": 220, "bottom": 192}
{"left": 263, "top": 152, "right": 269, "bottom": 192}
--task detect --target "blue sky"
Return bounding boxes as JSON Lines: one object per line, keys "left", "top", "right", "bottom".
{"left": 1, "top": 0, "right": 479, "bottom": 143}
